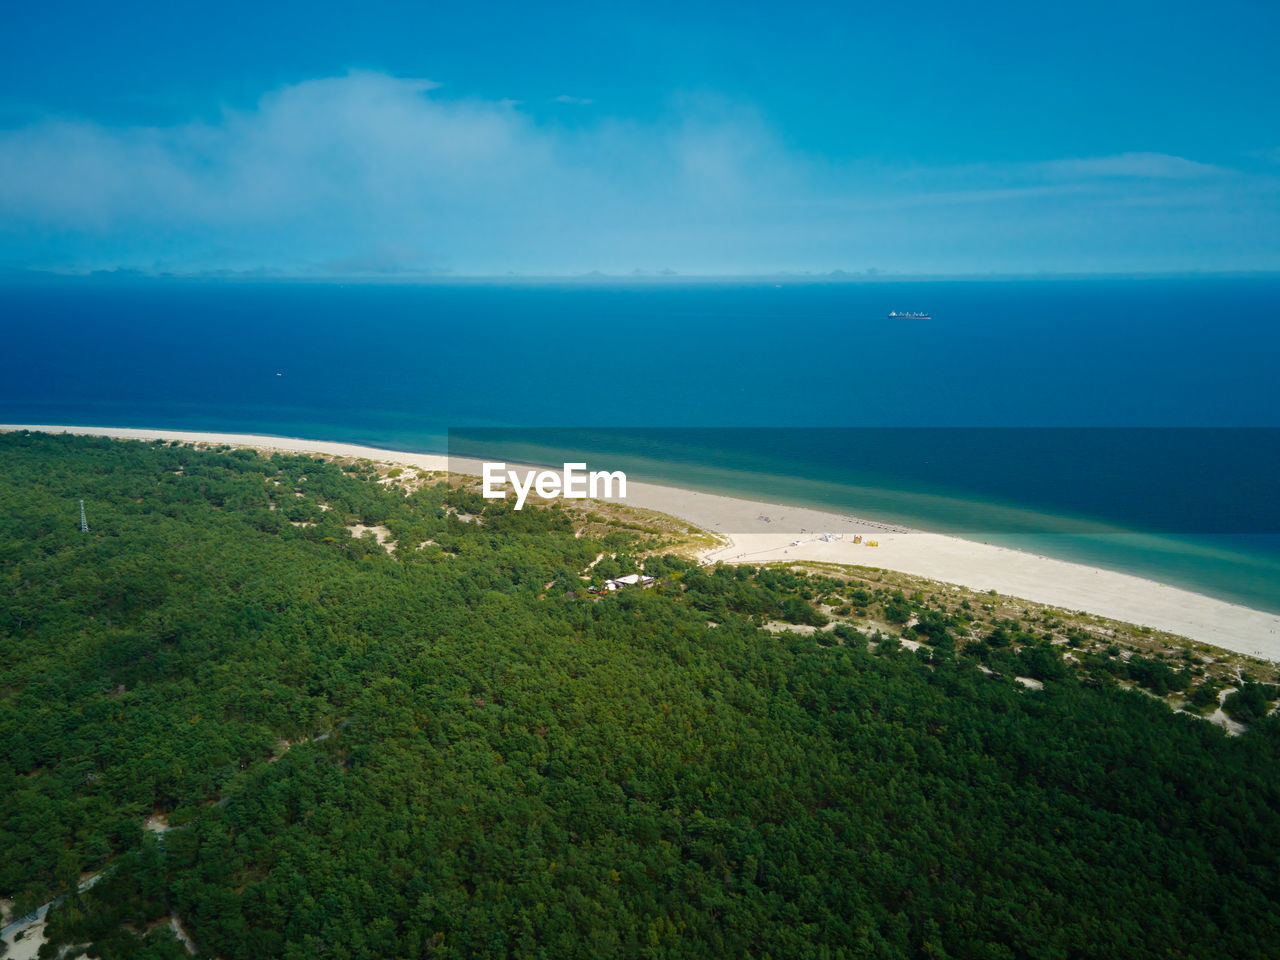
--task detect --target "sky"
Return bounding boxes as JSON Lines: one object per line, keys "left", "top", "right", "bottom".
{"left": 1, "top": 0, "right": 1278, "bottom": 277}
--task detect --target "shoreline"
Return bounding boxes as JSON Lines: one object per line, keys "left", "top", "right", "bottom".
{"left": 5, "top": 423, "right": 1279, "bottom": 661}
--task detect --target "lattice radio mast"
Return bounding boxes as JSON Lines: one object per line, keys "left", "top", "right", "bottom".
{"left": 79, "top": 499, "right": 89, "bottom": 533}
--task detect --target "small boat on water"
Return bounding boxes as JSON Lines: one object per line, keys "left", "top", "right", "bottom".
{"left": 888, "top": 311, "right": 931, "bottom": 320}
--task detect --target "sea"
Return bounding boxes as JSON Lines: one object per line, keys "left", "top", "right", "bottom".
{"left": 3, "top": 275, "right": 1279, "bottom": 614}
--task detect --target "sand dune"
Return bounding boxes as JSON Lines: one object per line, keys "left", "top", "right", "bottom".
{"left": 6, "top": 424, "right": 1277, "bottom": 661}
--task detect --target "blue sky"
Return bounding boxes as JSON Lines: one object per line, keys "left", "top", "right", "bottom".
{"left": 2, "top": 1, "right": 1278, "bottom": 276}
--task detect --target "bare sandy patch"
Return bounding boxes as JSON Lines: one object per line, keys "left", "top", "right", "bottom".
{"left": 347, "top": 523, "right": 395, "bottom": 552}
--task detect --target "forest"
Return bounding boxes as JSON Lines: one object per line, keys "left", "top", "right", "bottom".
{"left": 1, "top": 431, "right": 1278, "bottom": 959}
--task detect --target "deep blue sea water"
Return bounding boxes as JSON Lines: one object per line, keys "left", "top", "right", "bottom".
{"left": 3, "top": 276, "right": 1279, "bottom": 613}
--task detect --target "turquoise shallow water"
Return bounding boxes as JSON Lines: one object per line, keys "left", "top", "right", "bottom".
{"left": 2, "top": 276, "right": 1278, "bottom": 612}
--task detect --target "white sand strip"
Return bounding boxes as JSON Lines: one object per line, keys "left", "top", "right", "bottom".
{"left": 4, "top": 424, "right": 1278, "bottom": 660}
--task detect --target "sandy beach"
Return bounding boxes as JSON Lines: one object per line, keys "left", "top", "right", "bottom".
{"left": 5, "top": 424, "right": 1278, "bottom": 661}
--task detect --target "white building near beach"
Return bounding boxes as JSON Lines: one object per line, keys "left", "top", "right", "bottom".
{"left": 604, "top": 573, "right": 656, "bottom": 591}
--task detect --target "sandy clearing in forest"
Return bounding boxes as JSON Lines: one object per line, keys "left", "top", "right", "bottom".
{"left": 6, "top": 424, "right": 1278, "bottom": 661}
{"left": 347, "top": 523, "right": 395, "bottom": 551}
{"left": 1, "top": 914, "right": 48, "bottom": 960}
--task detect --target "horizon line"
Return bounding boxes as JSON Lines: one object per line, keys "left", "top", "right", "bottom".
{"left": 3, "top": 267, "right": 1279, "bottom": 285}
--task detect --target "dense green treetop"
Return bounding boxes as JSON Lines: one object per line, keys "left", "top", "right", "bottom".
{"left": 1, "top": 432, "right": 1278, "bottom": 959}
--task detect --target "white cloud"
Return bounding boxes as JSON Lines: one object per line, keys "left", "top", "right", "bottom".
{"left": 0, "top": 73, "right": 800, "bottom": 273}
{"left": 0, "top": 72, "right": 1275, "bottom": 275}
{"left": 1038, "top": 152, "right": 1225, "bottom": 180}
{"left": 553, "top": 95, "right": 594, "bottom": 105}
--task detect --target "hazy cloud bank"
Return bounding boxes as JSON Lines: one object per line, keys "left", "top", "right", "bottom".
{"left": 1, "top": 72, "right": 1275, "bottom": 275}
